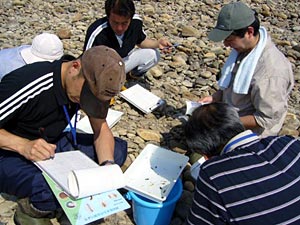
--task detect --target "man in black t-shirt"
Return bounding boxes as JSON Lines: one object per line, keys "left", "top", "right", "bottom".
{"left": 84, "top": 0, "right": 172, "bottom": 78}
{"left": 0, "top": 46, "right": 127, "bottom": 225}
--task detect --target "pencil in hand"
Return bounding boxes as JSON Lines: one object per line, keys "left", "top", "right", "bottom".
{"left": 39, "top": 127, "right": 55, "bottom": 160}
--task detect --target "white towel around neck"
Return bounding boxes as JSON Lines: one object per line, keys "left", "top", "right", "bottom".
{"left": 218, "top": 27, "right": 268, "bottom": 94}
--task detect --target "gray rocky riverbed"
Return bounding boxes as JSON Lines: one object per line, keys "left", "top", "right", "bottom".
{"left": 0, "top": 0, "right": 299, "bottom": 224}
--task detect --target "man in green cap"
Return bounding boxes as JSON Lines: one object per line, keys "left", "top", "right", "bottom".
{"left": 199, "top": 2, "right": 294, "bottom": 137}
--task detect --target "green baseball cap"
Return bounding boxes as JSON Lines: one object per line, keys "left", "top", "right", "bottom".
{"left": 208, "top": 2, "right": 255, "bottom": 42}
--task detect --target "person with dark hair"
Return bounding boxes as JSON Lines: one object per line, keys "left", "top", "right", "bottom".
{"left": 185, "top": 102, "right": 300, "bottom": 225}
{"left": 199, "top": 2, "right": 294, "bottom": 137}
{"left": 0, "top": 46, "right": 127, "bottom": 225}
{"left": 83, "top": 0, "right": 172, "bottom": 78}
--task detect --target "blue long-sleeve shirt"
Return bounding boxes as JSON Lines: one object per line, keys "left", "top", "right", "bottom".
{"left": 0, "top": 45, "right": 29, "bottom": 80}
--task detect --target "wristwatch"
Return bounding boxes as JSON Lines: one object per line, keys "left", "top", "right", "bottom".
{"left": 100, "top": 160, "right": 115, "bottom": 166}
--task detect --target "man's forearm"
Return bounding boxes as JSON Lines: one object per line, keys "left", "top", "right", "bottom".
{"left": 0, "top": 129, "right": 28, "bottom": 153}
{"left": 0, "top": 129, "right": 56, "bottom": 161}
{"left": 138, "top": 38, "right": 159, "bottom": 49}
{"left": 240, "top": 115, "right": 260, "bottom": 130}
{"left": 90, "top": 118, "right": 115, "bottom": 165}
{"left": 95, "top": 128, "right": 115, "bottom": 165}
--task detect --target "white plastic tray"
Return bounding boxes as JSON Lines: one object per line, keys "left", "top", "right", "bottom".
{"left": 124, "top": 144, "right": 189, "bottom": 203}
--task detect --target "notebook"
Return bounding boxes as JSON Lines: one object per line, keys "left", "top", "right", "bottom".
{"left": 75, "top": 109, "right": 123, "bottom": 134}
{"left": 35, "top": 151, "right": 129, "bottom": 225}
{"left": 34, "top": 151, "right": 125, "bottom": 199}
{"left": 120, "top": 84, "right": 164, "bottom": 114}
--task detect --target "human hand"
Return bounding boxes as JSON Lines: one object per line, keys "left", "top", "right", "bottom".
{"left": 198, "top": 96, "right": 213, "bottom": 104}
{"left": 22, "top": 138, "right": 56, "bottom": 161}
{"left": 158, "top": 38, "right": 173, "bottom": 53}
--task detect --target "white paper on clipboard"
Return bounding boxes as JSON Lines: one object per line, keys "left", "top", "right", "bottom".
{"left": 120, "top": 84, "right": 164, "bottom": 114}
{"left": 75, "top": 109, "right": 123, "bottom": 134}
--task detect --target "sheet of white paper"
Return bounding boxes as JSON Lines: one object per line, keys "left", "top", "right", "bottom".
{"left": 120, "top": 84, "right": 163, "bottom": 114}
{"left": 185, "top": 100, "right": 203, "bottom": 116}
{"left": 35, "top": 151, "right": 125, "bottom": 199}
{"left": 76, "top": 109, "right": 124, "bottom": 134}
{"left": 35, "top": 151, "right": 99, "bottom": 196}
{"left": 68, "top": 164, "right": 125, "bottom": 199}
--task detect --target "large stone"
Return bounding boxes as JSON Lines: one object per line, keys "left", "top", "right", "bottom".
{"left": 148, "top": 65, "right": 163, "bottom": 78}
{"left": 57, "top": 28, "right": 72, "bottom": 39}
{"left": 181, "top": 25, "right": 201, "bottom": 38}
{"left": 136, "top": 129, "right": 162, "bottom": 142}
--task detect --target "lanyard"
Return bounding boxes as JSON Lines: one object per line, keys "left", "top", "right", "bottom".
{"left": 63, "top": 104, "right": 79, "bottom": 147}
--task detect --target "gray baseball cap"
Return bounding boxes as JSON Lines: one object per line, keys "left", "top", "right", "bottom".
{"left": 208, "top": 2, "right": 255, "bottom": 42}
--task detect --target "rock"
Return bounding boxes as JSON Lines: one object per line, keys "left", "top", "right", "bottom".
{"left": 173, "top": 54, "right": 187, "bottom": 64}
{"left": 200, "top": 70, "right": 212, "bottom": 79}
{"left": 183, "top": 180, "right": 195, "bottom": 192}
{"left": 204, "top": 52, "right": 216, "bottom": 59}
{"left": 148, "top": 65, "right": 163, "bottom": 79}
{"left": 143, "top": 4, "right": 155, "bottom": 15}
{"left": 136, "top": 129, "right": 162, "bottom": 142}
{"left": 57, "top": 28, "right": 72, "bottom": 39}
{"left": 181, "top": 25, "right": 201, "bottom": 38}
{"left": 182, "top": 80, "right": 193, "bottom": 88}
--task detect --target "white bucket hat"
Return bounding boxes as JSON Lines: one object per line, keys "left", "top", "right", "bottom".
{"left": 20, "top": 33, "right": 64, "bottom": 64}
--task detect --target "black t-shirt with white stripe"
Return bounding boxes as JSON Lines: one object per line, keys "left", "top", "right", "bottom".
{"left": 0, "top": 60, "right": 77, "bottom": 143}
{"left": 83, "top": 14, "right": 146, "bottom": 58}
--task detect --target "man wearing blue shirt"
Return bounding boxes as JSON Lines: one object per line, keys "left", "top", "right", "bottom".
{"left": 185, "top": 102, "right": 300, "bottom": 225}
{"left": 0, "top": 33, "right": 64, "bottom": 80}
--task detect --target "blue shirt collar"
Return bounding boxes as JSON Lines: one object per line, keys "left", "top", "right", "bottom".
{"left": 221, "top": 130, "right": 259, "bottom": 155}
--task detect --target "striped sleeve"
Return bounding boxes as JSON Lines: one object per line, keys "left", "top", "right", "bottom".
{"left": 0, "top": 72, "right": 53, "bottom": 126}
{"left": 132, "top": 14, "right": 147, "bottom": 44}
{"left": 84, "top": 21, "right": 108, "bottom": 50}
{"left": 187, "top": 168, "right": 228, "bottom": 225}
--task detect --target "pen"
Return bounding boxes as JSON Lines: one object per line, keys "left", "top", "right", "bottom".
{"left": 149, "top": 103, "right": 159, "bottom": 112}
{"left": 163, "top": 43, "right": 180, "bottom": 50}
{"left": 39, "top": 127, "right": 55, "bottom": 160}
{"left": 149, "top": 99, "right": 165, "bottom": 112}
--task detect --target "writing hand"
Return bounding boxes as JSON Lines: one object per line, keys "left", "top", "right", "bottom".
{"left": 158, "top": 38, "right": 173, "bottom": 53}
{"left": 22, "top": 139, "right": 56, "bottom": 161}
